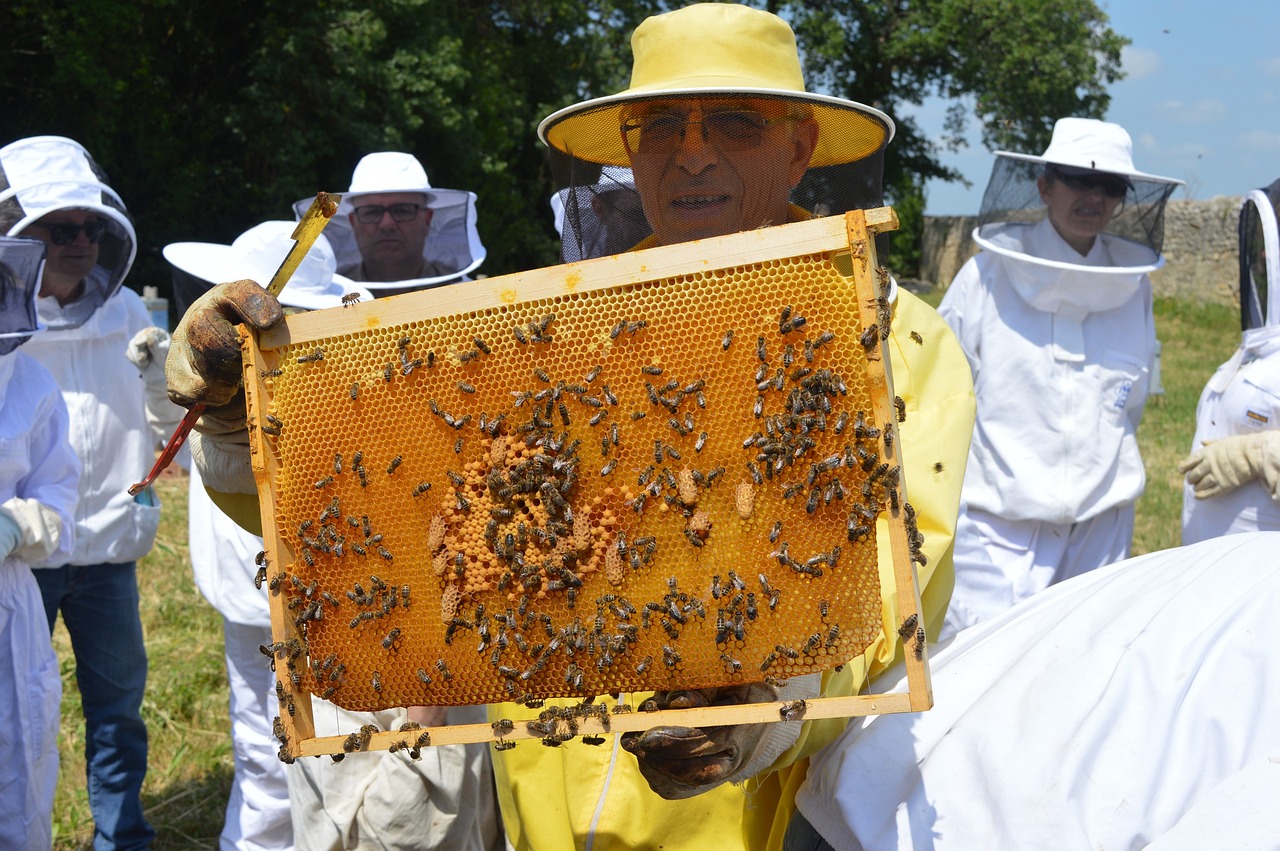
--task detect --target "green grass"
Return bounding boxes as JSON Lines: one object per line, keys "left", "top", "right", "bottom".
{"left": 48, "top": 295, "right": 1240, "bottom": 845}
{"left": 52, "top": 474, "right": 233, "bottom": 849}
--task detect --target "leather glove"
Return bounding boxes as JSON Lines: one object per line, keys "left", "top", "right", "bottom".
{"left": 0, "top": 497, "right": 64, "bottom": 564}
{"left": 620, "top": 673, "right": 819, "bottom": 799}
{"left": 166, "top": 280, "right": 283, "bottom": 410}
{"left": 1178, "top": 431, "right": 1280, "bottom": 500}
{"left": 167, "top": 281, "right": 282, "bottom": 492}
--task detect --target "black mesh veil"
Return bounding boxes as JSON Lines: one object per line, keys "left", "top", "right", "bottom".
{"left": 543, "top": 94, "right": 891, "bottom": 263}
{"left": 1240, "top": 178, "right": 1280, "bottom": 332}
{"left": 974, "top": 156, "right": 1179, "bottom": 265}
{"left": 0, "top": 235, "right": 45, "bottom": 355}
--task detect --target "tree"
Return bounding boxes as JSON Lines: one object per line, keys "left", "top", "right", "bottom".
{"left": 1, "top": 0, "right": 1125, "bottom": 294}
{"left": 784, "top": 0, "right": 1128, "bottom": 273}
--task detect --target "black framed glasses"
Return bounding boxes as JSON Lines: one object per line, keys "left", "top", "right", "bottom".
{"left": 1049, "top": 167, "right": 1130, "bottom": 199}
{"left": 31, "top": 219, "right": 108, "bottom": 245}
{"left": 622, "top": 109, "right": 789, "bottom": 157}
{"left": 352, "top": 203, "right": 423, "bottom": 225}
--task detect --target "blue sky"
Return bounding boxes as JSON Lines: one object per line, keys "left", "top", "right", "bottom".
{"left": 910, "top": 1, "right": 1280, "bottom": 215}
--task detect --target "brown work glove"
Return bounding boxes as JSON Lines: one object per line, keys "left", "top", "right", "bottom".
{"left": 167, "top": 281, "right": 284, "bottom": 493}
{"left": 620, "top": 674, "right": 819, "bottom": 799}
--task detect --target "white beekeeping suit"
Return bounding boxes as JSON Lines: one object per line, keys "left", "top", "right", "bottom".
{"left": 167, "top": 220, "right": 372, "bottom": 851}
{"left": 1181, "top": 179, "right": 1280, "bottom": 543}
{"left": 792, "top": 531, "right": 1280, "bottom": 851}
{"left": 938, "top": 118, "right": 1182, "bottom": 639}
{"left": 0, "top": 235, "right": 80, "bottom": 849}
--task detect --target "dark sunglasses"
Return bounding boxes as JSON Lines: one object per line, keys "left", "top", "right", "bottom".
{"left": 353, "top": 203, "right": 423, "bottom": 225}
{"left": 1050, "top": 168, "right": 1130, "bottom": 199}
{"left": 32, "top": 219, "right": 108, "bottom": 245}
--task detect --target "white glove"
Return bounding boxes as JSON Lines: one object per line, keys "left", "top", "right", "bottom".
{"left": 189, "top": 429, "right": 255, "bottom": 495}
{"left": 128, "top": 326, "right": 187, "bottom": 458}
{"left": 127, "top": 326, "right": 170, "bottom": 385}
{"left": 0, "top": 497, "right": 64, "bottom": 564}
{"left": 1178, "top": 430, "right": 1280, "bottom": 500}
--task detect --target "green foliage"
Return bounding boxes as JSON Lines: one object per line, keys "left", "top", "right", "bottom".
{"left": 1, "top": 1, "right": 1123, "bottom": 292}
{"left": 784, "top": 0, "right": 1127, "bottom": 273}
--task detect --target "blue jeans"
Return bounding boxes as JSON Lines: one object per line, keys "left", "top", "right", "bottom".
{"left": 37, "top": 562, "right": 154, "bottom": 850}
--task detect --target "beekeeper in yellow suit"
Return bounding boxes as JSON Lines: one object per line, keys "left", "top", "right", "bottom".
{"left": 164, "top": 5, "right": 975, "bottom": 849}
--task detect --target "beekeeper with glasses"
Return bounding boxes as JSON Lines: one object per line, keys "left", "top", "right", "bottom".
{"left": 937, "top": 117, "right": 1183, "bottom": 639}
{"left": 0, "top": 134, "right": 186, "bottom": 848}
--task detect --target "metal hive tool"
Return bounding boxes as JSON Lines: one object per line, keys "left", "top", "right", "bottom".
{"left": 245, "top": 209, "right": 932, "bottom": 757}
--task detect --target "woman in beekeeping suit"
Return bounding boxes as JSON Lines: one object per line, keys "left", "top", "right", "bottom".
{"left": 937, "top": 117, "right": 1182, "bottom": 639}
{"left": 0, "top": 235, "right": 81, "bottom": 849}
{"left": 0, "top": 134, "right": 187, "bottom": 847}
{"left": 1180, "top": 179, "right": 1280, "bottom": 543}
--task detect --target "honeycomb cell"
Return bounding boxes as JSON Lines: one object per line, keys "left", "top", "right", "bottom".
{"left": 251, "top": 245, "right": 903, "bottom": 711}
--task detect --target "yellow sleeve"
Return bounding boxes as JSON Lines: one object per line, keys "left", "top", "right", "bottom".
{"left": 206, "top": 488, "right": 264, "bottom": 537}
{"left": 753, "top": 288, "right": 976, "bottom": 851}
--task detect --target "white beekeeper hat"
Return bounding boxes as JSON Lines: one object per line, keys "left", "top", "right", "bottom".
{"left": 162, "top": 221, "right": 371, "bottom": 310}
{"left": 996, "top": 117, "right": 1179, "bottom": 184}
{"left": 292, "top": 151, "right": 486, "bottom": 291}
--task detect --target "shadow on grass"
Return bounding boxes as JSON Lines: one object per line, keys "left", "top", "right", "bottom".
{"left": 52, "top": 762, "right": 232, "bottom": 850}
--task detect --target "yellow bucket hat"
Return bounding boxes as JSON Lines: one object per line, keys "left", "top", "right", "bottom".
{"left": 539, "top": 3, "right": 894, "bottom": 168}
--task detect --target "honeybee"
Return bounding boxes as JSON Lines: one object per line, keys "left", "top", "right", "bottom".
{"left": 341, "top": 292, "right": 361, "bottom": 307}
{"left": 386, "top": 456, "right": 402, "bottom": 475}
{"left": 779, "top": 699, "right": 807, "bottom": 722}
{"left": 910, "top": 331, "right": 924, "bottom": 345}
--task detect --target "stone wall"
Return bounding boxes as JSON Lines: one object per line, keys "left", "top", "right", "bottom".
{"left": 917, "top": 196, "right": 1243, "bottom": 306}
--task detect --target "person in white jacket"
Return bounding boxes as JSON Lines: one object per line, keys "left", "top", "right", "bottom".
{"left": 165, "top": 221, "right": 502, "bottom": 851}
{"left": 291, "top": 152, "right": 486, "bottom": 296}
{"left": 787, "top": 531, "right": 1280, "bottom": 851}
{"left": 1180, "top": 178, "right": 1280, "bottom": 543}
{"left": 937, "top": 118, "right": 1182, "bottom": 639}
{"left": 0, "top": 235, "right": 81, "bottom": 850}
{"left": 0, "top": 135, "right": 185, "bottom": 849}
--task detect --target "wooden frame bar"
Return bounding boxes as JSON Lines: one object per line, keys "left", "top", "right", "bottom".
{"left": 242, "top": 207, "right": 932, "bottom": 756}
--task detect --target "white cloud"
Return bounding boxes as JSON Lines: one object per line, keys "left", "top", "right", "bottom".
{"left": 1260, "top": 57, "right": 1280, "bottom": 79}
{"left": 1153, "top": 98, "right": 1228, "bottom": 124}
{"left": 1239, "top": 129, "right": 1280, "bottom": 153}
{"left": 1121, "top": 46, "right": 1161, "bottom": 79}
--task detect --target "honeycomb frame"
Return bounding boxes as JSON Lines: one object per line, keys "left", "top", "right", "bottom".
{"left": 245, "top": 209, "right": 932, "bottom": 757}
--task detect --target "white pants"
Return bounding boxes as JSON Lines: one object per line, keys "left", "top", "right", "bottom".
{"left": 0, "top": 564, "right": 61, "bottom": 850}
{"left": 289, "top": 703, "right": 502, "bottom": 851}
{"left": 222, "top": 618, "right": 293, "bottom": 851}
{"left": 941, "top": 503, "right": 1133, "bottom": 640}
